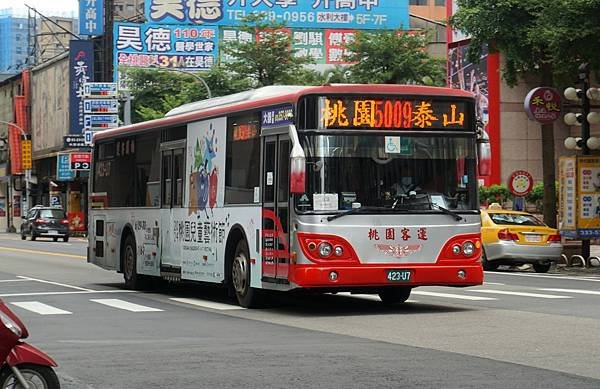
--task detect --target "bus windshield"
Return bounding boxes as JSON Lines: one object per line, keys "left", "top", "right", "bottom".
{"left": 295, "top": 134, "right": 477, "bottom": 213}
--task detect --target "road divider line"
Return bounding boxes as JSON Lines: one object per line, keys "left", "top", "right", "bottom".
{"left": 11, "top": 301, "right": 72, "bottom": 315}
{"left": 18, "top": 276, "right": 92, "bottom": 291}
{"left": 0, "top": 246, "right": 86, "bottom": 260}
{"left": 411, "top": 291, "right": 497, "bottom": 301}
{"left": 0, "top": 290, "right": 136, "bottom": 297}
{"left": 91, "top": 298, "right": 163, "bottom": 312}
{"left": 170, "top": 297, "right": 245, "bottom": 310}
{"left": 470, "top": 290, "right": 572, "bottom": 299}
{"left": 539, "top": 288, "right": 600, "bottom": 295}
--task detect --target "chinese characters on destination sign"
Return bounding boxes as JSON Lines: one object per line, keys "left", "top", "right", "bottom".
{"left": 320, "top": 97, "right": 467, "bottom": 130}
{"left": 79, "top": 0, "right": 104, "bottom": 36}
{"left": 144, "top": 0, "right": 409, "bottom": 30}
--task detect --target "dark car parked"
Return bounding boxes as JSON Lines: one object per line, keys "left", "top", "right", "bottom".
{"left": 20, "top": 206, "right": 70, "bottom": 242}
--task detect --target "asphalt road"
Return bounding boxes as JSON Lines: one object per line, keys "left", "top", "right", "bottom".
{"left": 1, "top": 233, "right": 599, "bottom": 388}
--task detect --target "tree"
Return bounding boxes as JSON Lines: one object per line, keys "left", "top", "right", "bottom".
{"left": 221, "top": 14, "right": 315, "bottom": 87}
{"left": 343, "top": 30, "right": 446, "bottom": 86}
{"left": 122, "top": 67, "right": 251, "bottom": 123}
{"left": 450, "top": 0, "right": 600, "bottom": 228}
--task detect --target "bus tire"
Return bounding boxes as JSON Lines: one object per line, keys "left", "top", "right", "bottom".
{"left": 231, "top": 239, "right": 263, "bottom": 308}
{"left": 122, "top": 234, "right": 147, "bottom": 290}
{"left": 378, "top": 287, "right": 411, "bottom": 304}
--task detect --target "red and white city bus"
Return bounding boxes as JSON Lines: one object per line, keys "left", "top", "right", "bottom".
{"left": 88, "top": 84, "right": 484, "bottom": 307}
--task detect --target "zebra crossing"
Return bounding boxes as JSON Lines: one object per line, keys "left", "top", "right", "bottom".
{"left": 2, "top": 274, "right": 600, "bottom": 316}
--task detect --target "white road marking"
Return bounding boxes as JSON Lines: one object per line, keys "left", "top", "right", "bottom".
{"left": 485, "top": 272, "right": 600, "bottom": 282}
{"left": 91, "top": 299, "right": 163, "bottom": 312}
{"left": 483, "top": 282, "right": 505, "bottom": 285}
{"left": 11, "top": 301, "right": 72, "bottom": 315}
{"left": 0, "top": 290, "right": 136, "bottom": 297}
{"left": 170, "top": 297, "right": 245, "bottom": 310}
{"left": 0, "top": 279, "right": 31, "bottom": 283}
{"left": 412, "top": 291, "right": 497, "bottom": 301}
{"left": 539, "top": 288, "right": 600, "bottom": 296}
{"left": 17, "top": 276, "right": 92, "bottom": 291}
{"left": 470, "top": 290, "right": 571, "bottom": 299}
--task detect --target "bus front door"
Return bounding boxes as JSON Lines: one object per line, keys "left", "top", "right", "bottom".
{"left": 262, "top": 135, "right": 290, "bottom": 283}
{"left": 159, "top": 141, "right": 185, "bottom": 272}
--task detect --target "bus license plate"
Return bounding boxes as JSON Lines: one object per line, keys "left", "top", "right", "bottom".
{"left": 386, "top": 269, "right": 412, "bottom": 282}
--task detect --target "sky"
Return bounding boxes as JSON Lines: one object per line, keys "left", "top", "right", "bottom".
{"left": 0, "top": 0, "right": 78, "bottom": 18}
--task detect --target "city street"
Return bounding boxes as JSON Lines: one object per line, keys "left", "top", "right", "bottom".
{"left": 1, "top": 233, "right": 599, "bottom": 388}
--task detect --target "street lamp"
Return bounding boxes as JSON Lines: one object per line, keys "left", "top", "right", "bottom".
{"left": 147, "top": 65, "right": 212, "bottom": 99}
{"left": 562, "top": 63, "right": 600, "bottom": 260}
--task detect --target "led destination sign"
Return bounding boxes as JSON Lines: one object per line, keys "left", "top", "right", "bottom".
{"left": 319, "top": 97, "right": 470, "bottom": 130}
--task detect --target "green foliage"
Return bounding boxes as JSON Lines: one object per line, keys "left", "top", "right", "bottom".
{"left": 123, "top": 66, "right": 252, "bottom": 123}
{"left": 525, "top": 181, "right": 559, "bottom": 212}
{"left": 343, "top": 30, "right": 446, "bottom": 85}
{"left": 451, "top": 0, "right": 600, "bottom": 86}
{"left": 221, "top": 14, "right": 315, "bottom": 87}
{"left": 479, "top": 184, "right": 511, "bottom": 205}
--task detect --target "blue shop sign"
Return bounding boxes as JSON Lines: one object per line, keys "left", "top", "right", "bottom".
{"left": 144, "top": 0, "right": 409, "bottom": 30}
{"left": 57, "top": 154, "right": 76, "bottom": 181}
{"left": 80, "top": 0, "right": 104, "bottom": 36}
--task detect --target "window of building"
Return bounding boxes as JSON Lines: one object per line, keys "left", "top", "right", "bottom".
{"left": 409, "top": 0, "right": 428, "bottom": 5}
{"left": 435, "top": 0, "right": 445, "bottom": 6}
{"left": 225, "top": 113, "right": 261, "bottom": 204}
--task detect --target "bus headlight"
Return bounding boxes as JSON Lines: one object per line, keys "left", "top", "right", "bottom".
{"left": 318, "top": 242, "right": 333, "bottom": 258}
{"left": 452, "top": 244, "right": 461, "bottom": 255}
{"left": 334, "top": 246, "right": 344, "bottom": 257}
{"left": 462, "top": 241, "right": 475, "bottom": 257}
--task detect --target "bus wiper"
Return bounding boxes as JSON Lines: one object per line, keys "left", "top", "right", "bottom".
{"left": 326, "top": 206, "right": 391, "bottom": 222}
{"left": 393, "top": 202, "right": 464, "bottom": 221}
{"left": 430, "top": 203, "right": 464, "bottom": 221}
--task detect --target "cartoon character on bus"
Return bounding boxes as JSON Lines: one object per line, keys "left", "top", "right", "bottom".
{"left": 189, "top": 124, "right": 219, "bottom": 218}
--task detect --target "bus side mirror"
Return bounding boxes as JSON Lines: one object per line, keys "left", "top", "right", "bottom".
{"left": 477, "top": 139, "right": 491, "bottom": 177}
{"left": 290, "top": 155, "right": 306, "bottom": 194}
{"left": 476, "top": 122, "right": 491, "bottom": 177}
{"left": 288, "top": 124, "right": 305, "bottom": 194}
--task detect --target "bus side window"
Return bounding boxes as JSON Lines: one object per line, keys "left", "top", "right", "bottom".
{"left": 173, "top": 149, "right": 184, "bottom": 207}
{"left": 162, "top": 153, "right": 172, "bottom": 207}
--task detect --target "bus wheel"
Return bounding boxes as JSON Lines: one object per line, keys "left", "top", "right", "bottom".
{"left": 378, "top": 287, "right": 411, "bottom": 304}
{"left": 231, "top": 240, "right": 263, "bottom": 308}
{"left": 122, "top": 234, "right": 146, "bottom": 290}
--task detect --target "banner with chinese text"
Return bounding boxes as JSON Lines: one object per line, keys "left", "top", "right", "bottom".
{"left": 577, "top": 156, "right": 600, "bottom": 238}
{"left": 144, "top": 0, "right": 409, "bottom": 30}
{"left": 558, "top": 157, "right": 577, "bottom": 238}
{"left": 69, "top": 40, "right": 94, "bottom": 134}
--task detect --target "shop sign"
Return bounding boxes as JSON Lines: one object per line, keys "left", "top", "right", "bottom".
{"left": 524, "top": 87, "right": 561, "bottom": 124}
{"left": 70, "top": 153, "right": 92, "bottom": 171}
{"left": 83, "top": 82, "right": 118, "bottom": 98}
{"left": 84, "top": 99, "right": 119, "bottom": 114}
{"left": 0, "top": 196, "right": 5, "bottom": 217}
{"left": 577, "top": 156, "right": 600, "bottom": 237}
{"left": 64, "top": 135, "right": 88, "bottom": 148}
{"left": 144, "top": 0, "right": 409, "bottom": 30}
{"left": 558, "top": 157, "right": 577, "bottom": 237}
{"left": 84, "top": 114, "right": 119, "bottom": 129}
{"left": 57, "top": 154, "right": 76, "bottom": 181}
{"left": 69, "top": 40, "right": 94, "bottom": 134}
{"left": 79, "top": 0, "right": 104, "bottom": 36}
{"left": 508, "top": 170, "right": 534, "bottom": 197}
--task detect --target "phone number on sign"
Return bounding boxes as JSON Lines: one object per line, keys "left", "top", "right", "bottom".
{"left": 117, "top": 53, "right": 215, "bottom": 69}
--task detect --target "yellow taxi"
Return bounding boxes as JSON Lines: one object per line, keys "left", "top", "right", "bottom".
{"left": 480, "top": 204, "right": 562, "bottom": 273}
